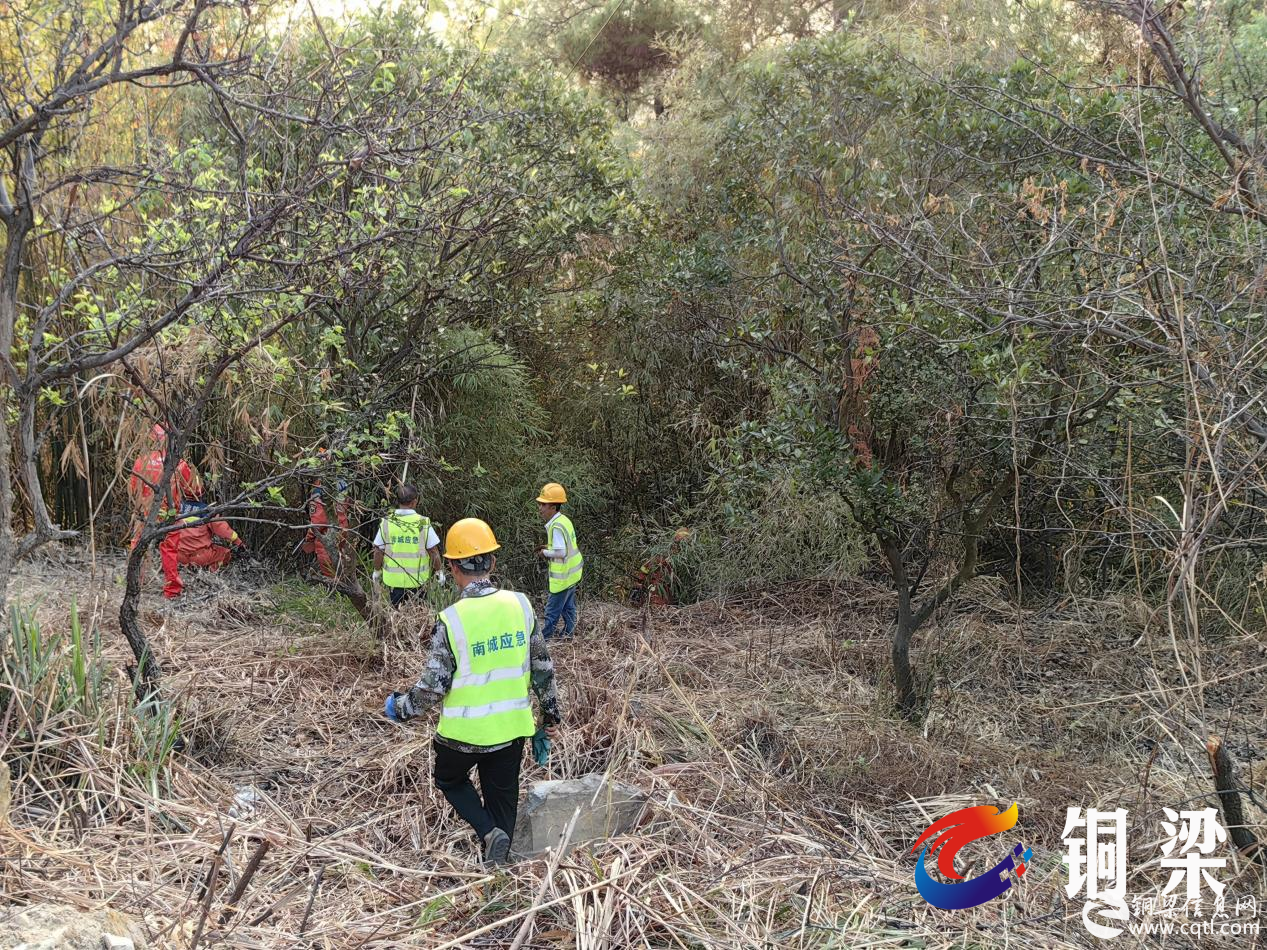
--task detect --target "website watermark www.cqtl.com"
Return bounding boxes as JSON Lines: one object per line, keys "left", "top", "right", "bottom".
{"left": 1126, "top": 918, "right": 1261, "bottom": 938}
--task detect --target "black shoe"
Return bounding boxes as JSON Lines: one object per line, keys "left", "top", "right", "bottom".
{"left": 482, "top": 827, "right": 511, "bottom": 866}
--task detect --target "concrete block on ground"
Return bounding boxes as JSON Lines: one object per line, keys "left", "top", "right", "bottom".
{"left": 513, "top": 772, "right": 648, "bottom": 858}
{"left": 0, "top": 905, "right": 145, "bottom": 950}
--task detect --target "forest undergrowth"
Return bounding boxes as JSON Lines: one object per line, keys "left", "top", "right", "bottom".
{"left": 3, "top": 550, "right": 1265, "bottom": 948}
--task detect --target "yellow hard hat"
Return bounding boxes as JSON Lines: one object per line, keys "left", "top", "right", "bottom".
{"left": 536, "top": 482, "right": 567, "bottom": 504}
{"left": 444, "top": 518, "right": 501, "bottom": 560}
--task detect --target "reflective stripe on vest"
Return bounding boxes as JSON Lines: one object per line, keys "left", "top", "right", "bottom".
{"left": 436, "top": 590, "right": 537, "bottom": 746}
{"left": 546, "top": 513, "right": 583, "bottom": 593}
{"left": 381, "top": 512, "right": 431, "bottom": 588}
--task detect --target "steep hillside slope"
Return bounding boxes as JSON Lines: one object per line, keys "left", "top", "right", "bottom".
{"left": 2, "top": 553, "right": 1262, "bottom": 947}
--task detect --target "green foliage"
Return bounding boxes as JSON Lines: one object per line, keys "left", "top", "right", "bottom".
{"left": 17, "top": 0, "right": 1267, "bottom": 624}
{"left": 599, "top": 11, "right": 1264, "bottom": 609}
{"left": 420, "top": 326, "right": 612, "bottom": 587}
{"left": 270, "top": 579, "right": 363, "bottom": 627}
{"left": 2, "top": 602, "right": 104, "bottom": 720}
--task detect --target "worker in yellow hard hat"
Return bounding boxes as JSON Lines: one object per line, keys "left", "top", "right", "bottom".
{"left": 535, "top": 482, "right": 583, "bottom": 640}
{"left": 384, "top": 517, "right": 562, "bottom": 866}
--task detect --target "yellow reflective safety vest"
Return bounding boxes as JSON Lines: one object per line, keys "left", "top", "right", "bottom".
{"left": 380, "top": 511, "right": 432, "bottom": 588}
{"left": 436, "top": 589, "right": 537, "bottom": 746}
{"left": 546, "top": 512, "right": 583, "bottom": 594}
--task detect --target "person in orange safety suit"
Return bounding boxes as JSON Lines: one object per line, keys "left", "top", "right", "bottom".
{"left": 629, "top": 528, "right": 691, "bottom": 607}
{"left": 160, "top": 502, "right": 247, "bottom": 599}
{"left": 129, "top": 423, "right": 203, "bottom": 548}
{"left": 301, "top": 449, "right": 351, "bottom": 579}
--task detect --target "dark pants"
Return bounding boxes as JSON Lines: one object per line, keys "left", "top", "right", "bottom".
{"left": 543, "top": 584, "right": 578, "bottom": 639}
{"left": 432, "top": 738, "right": 525, "bottom": 841}
{"left": 389, "top": 586, "right": 421, "bottom": 609}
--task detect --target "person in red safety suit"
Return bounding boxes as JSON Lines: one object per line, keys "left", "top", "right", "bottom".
{"left": 160, "top": 503, "right": 246, "bottom": 599}
{"left": 129, "top": 423, "right": 203, "bottom": 548}
{"left": 301, "top": 450, "right": 350, "bottom": 578}
{"left": 629, "top": 528, "right": 692, "bottom": 607}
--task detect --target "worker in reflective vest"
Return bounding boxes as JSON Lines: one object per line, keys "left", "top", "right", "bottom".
{"left": 535, "top": 482, "right": 582, "bottom": 640}
{"left": 372, "top": 484, "right": 442, "bottom": 608}
{"left": 384, "top": 517, "right": 562, "bottom": 865}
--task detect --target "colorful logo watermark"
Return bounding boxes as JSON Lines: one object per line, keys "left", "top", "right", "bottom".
{"left": 910, "top": 803, "right": 1032, "bottom": 910}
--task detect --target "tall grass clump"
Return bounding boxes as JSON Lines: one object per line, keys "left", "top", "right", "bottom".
{"left": 0, "top": 602, "right": 181, "bottom": 823}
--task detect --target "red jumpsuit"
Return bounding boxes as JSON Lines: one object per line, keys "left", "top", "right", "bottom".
{"left": 632, "top": 553, "right": 673, "bottom": 606}
{"left": 630, "top": 532, "right": 691, "bottom": 607}
{"left": 160, "top": 517, "right": 241, "bottom": 598}
{"left": 129, "top": 450, "right": 202, "bottom": 546}
{"left": 302, "top": 483, "right": 350, "bottom": 578}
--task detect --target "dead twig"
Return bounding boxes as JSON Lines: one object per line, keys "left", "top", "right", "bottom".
{"left": 190, "top": 824, "right": 234, "bottom": 950}
{"left": 219, "top": 837, "right": 271, "bottom": 925}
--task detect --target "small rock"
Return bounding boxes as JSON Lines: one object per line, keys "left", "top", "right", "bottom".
{"left": 228, "top": 785, "right": 265, "bottom": 819}
{"left": 101, "top": 936, "right": 135, "bottom": 950}
{"left": 512, "top": 773, "right": 648, "bottom": 858}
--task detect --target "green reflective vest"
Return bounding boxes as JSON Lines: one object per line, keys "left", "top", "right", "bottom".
{"left": 380, "top": 511, "right": 432, "bottom": 588}
{"left": 436, "top": 590, "right": 537, "bottom": 746}
{"left": 546, "top": 513, "right": 583, "bottom": 593}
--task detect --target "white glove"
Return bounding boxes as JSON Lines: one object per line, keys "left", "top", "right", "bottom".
{"left": 436, "top": 570, "right": 448, "bottom": 586}
{"left": 372, "top": 570, "right": 382, "bottom": 584}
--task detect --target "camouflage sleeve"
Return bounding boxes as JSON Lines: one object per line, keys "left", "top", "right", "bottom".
{"left": 529, "top": 619, "right": 561, "bottom": 726}
{"left": 398, "top": 619, "right": 455, "bottom": 721}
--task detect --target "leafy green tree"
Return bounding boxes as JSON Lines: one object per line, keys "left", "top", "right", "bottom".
{"left": 0, "top": 0, "right": 267, "bottom": 627}
{"left": 557, "top": 0, "right": 698, "bottom": 112}
{"left": 613, "top": 8, "right": 1266, "bottom": 715}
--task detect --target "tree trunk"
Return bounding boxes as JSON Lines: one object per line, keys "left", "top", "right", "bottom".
{"left": 882, "top": 537, "right": 919, "bottom": 717}
{"left": 0, "top": 400, "right": 14, "bottom": 643}
{"left": 892, "top": 610, "right": 917, "bottom": 718}
{"left": 115, "top": 428, "right": 193, "bottom": 704}
{"left": 879, "top": 469, "right": 1014, "bottom": 721}
{"left": 1206, "top": 735, "right": 1265, "bottom": 867}
{"left": 0, "top": 154, "right": 31, "bottom": 631}
{"left": 119, "top": 538, "right": 163, "bottom": 702}
{"left": 15, "top": 387, "right": 75, "bottom": 553}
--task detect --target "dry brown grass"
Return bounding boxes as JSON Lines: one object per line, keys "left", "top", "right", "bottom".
{"left": 2, "top": 557, "right": 1265, "bottom": 947}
